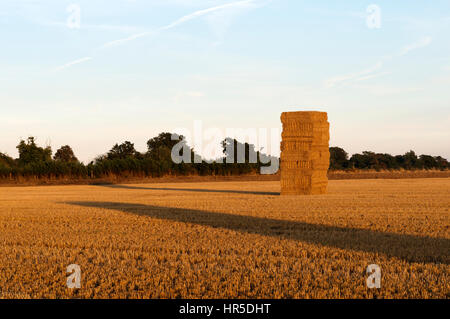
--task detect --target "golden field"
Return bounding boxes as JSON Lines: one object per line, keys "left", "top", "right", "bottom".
{"left": 0, "top": 178, "right": 448, "bottom": 299}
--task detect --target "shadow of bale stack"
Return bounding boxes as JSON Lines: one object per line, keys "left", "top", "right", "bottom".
{"left": 280, "top": 111, "right": 330, "bottom": 195}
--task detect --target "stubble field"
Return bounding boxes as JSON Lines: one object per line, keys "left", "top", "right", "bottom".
{"left": 0, "top": 178, "right": 448, "bottom": 299}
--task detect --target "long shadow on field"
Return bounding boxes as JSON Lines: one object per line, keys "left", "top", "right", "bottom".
{"left": 66, "top": 201, "right": 449, "bottom": 265}
{"left": 97, "top": 184, "right": 280, "bottom": 196}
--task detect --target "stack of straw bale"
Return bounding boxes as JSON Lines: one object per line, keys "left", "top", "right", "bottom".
{"left": 280, "top": 111, "right": 330, "bottom": 195}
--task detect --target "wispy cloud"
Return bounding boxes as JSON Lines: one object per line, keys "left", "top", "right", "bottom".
{"left": 160, "top": 0, "right": 259, "bottom": 30}
{"left": 398, "top": 36, "right": 432, "bottom": 56}
{"left": 325, "top": 36, "right": 433, "bottom": 88}
{"left": 54, "top": 57, "right": 92, "bottom": 72}
{"left": 302, "top": 7, "right": 366, "bottom": 20}
{"left": 353, "top": 71, "right": 391, "bottom": 82}
{"left": 54, "top": 0, "right": 266, "bottom": 71}
{"left": 206, "top": 0, "right": 262, "bottom": 42}
{"left": 387, "top": 16, "right": 450, "bottom": 32}
{"left": 101, "top": 31, "right": 156, "bottom": 48}
{"left": 351, "top": 84, "right": 422, "bottom": 96}
{"left": 39, "top": 20, "right": 143, "bottom": 33}
{"left": 325, "top": 62, "right": 383, "bottom": 88}
{"left": 102, "top": 0, "right": 263, "bottom": 48}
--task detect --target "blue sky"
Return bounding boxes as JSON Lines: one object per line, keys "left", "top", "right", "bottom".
{"left": 1, "top": 0, "right": 449, "bottom": 163}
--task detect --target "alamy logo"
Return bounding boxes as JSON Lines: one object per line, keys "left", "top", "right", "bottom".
{"left": 170, "top": 121, "right": 280, "bottom": 174}
{"left": 66, "top": 4, "right": 81, "bottom": 29}
{"left": 366, "top": 4, "right": 381, "bottom": 29}
{"left": 366, "top": 264, "right": 381, "bottom": 289}
{"left": 66, "top": 264, "right": 81, "bottom": 289}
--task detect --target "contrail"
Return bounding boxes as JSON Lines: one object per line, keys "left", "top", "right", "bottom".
{"left": 54, "top": 0, "right": 265, "bottom": 71}
{"left": 54, "top": 56, "right": 92, "bottom": 71}
{"left": 398, "top": 36, "right": 432, "bottom": 56}
{"left": 102, "top": 0, "right": 260, "bottom": 48}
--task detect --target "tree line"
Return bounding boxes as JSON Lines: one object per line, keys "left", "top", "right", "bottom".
{"left": 329, "top": 147, "right": 449, "bottom": 171}
{"left": 0, "top": 134, "right": 275, "bottom": 180}
{"left": 0, "top": 135, "right": 448, "bottom": 181}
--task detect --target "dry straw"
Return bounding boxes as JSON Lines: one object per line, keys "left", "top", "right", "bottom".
{"left": 280, "top": 111, "right": 330, "bottom": 195}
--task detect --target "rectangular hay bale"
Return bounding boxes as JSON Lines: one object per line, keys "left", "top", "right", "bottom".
{"left": 280, "top": 111, "right": 330, "bottom": 195}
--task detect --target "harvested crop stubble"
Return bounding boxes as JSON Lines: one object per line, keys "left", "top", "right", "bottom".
{"left": 0, "top": 178, "right": 449, "bottom": 298}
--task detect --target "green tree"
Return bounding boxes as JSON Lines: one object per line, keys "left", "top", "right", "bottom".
{"left": 0, "top": 152, "right": 15, "bottom": 168}
{"left": 403, "top": 150, "right": 418, "bottom": 169}
{"left": 147, "top": 133, "right": 183, "bottom": 154}
{"left": 434, "top": 156, "right": 449, "bottom": 170}
{"left": 329, "top": 147, "right": 348, "bottom": 169}
{"left": 147, "top": 133, "right": 192, "bottom": 161}
{"left": 418, "top": 155, "right": 437, "bottom": 170}
{"left": 16, "top": 137, "right": 52, "bottom": 165}
{"left": 107, "top": 141, "right": 138, "bottom": 160}
{"left": 221, "top": 138, "right": 258, "bottom": 164}
{"left": 54, "top": 145, "right": 78, "bottom": 162}
{"left": 377, "top": 153, "right": 398, "bottom": 169}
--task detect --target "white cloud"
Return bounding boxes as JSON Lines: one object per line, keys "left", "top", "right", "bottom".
{"left": 53, "top": 57, "right": 92, "bottom": 71}
{"left": 101, "top": 31, "right": 155, "bottom": 48}
{"left": 39, "top": 20, "right": 143, "bottom": 33}
{"left": 324, "top": 36, "right": 433, "bottom": 88}
{"left": 351, "top": 84, "right": 422, "bottom": 96}
{"left": 398, "top": 36, "right": 432, "bottom": 56}
{"left": 205, "top": 2, "right": 258, "bottom": 40}
{"left": 102, "top": 0, "right": 264, "bottom": 48}
{"left": 324, "top": 61, "right": 383, "bottom": 88}
{"left": 353, "top": 71, "right": 391, "bottom": 82}
{"left": 53, "top": 0, "right": 267, "bottom": 71}
{"left": 303, "top": 7, "right": 366, "bottom": 20}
